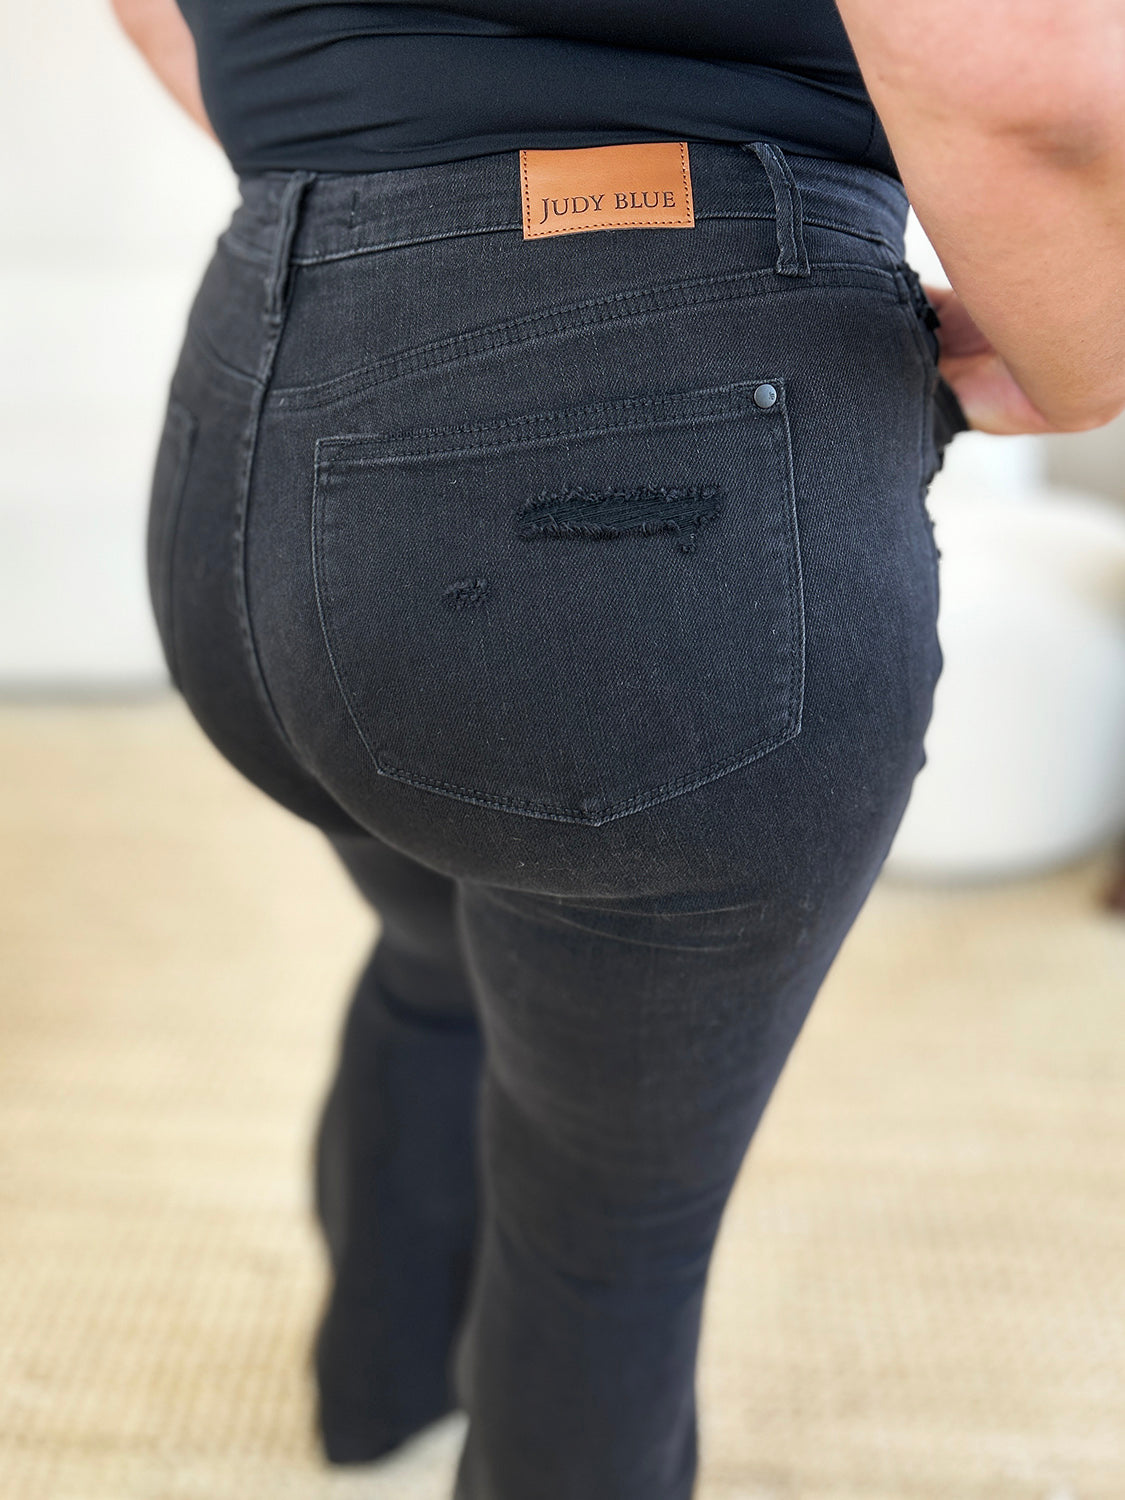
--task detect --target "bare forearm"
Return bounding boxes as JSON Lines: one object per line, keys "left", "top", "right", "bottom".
{"left": 882, "top": 107, "right": 1125, "bottom": 431}
{"left": 837, "top": 0, "right": 1125, "bottom": 432}
{"left": 110, "top": 0, "right": 216, "bottom": 141}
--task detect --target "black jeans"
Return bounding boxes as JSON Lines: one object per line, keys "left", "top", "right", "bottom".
{"left": 147, "top": 140, "right": 964, "bottom": 1499}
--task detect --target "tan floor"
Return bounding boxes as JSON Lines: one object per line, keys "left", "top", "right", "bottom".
{"left": 1, "top": 698, "right": 1123, "bottom": 1500}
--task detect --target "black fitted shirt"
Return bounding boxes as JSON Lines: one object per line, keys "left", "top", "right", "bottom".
{"left": 175, "top": 1, "right": 897, "bottom": 179}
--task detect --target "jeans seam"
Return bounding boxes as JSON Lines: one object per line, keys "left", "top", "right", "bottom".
{"left": 184, "top": 319, "right": 266, "bottom": 392}
{"left": 232, "top": 175, "right": 316, "bottom": 770}
{"left": 890, "top": 264, "right": 940, "bottom": 376}
{"left": 215, "top": 231, "right": 276, "bottom": 270}
{"left": 280, "top": 211, "right": 898, "bottom": 268}
{"left": 311, "top": 435, "right": 385, "bottom": 785}
{"left": 151, "top": 396, "right": 198, "bottom": 691}
{"left": 890, "top": 268, "right": 943, "bottom": 589}
{"left": 272, "top": 266, "right": 899, "bottom": 412}
{"left": 318, "top": 380, "right": 782, "bottom": 460}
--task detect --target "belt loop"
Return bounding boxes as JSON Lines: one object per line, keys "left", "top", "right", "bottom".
{"left": 265, "top": 170, "right": 316, "bottom": 324}
{"left": 742, "top": 142, "right": 811, "bottom": 277}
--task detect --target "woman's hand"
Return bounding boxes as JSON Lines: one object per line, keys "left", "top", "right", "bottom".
{"left": 836, "top": 1, "right": 1125, "bottom": 433}
{"left": 924, "top": 285, "right": 1060, "bottom": 435}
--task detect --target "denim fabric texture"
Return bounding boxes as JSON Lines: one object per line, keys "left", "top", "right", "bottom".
{"left": 146, "top": 140, "right": 966, "bottom": 1500}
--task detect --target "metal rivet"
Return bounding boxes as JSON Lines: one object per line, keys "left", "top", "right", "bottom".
{"left": 753, "top": 382, "right": 778, "bottom": 410}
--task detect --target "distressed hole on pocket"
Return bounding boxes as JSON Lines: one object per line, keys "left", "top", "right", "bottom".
{"left": 517, "top": 483, "right": 723, "bottom": 554}
{"left": 310, "top": 378, "right": 802, "bottom": 824}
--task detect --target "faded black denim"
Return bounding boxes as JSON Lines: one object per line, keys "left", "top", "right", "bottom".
{"left": 146, "top": 140, "right": 965, "bottom": 1500}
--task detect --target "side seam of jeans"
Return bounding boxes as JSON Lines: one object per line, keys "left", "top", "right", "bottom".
{"left": 231, "top": 170, "right": 318, "bottom": 764}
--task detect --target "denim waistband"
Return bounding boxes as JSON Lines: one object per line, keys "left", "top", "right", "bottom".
{"left": 225, "top": 141, "right": 910, "bottom": 271}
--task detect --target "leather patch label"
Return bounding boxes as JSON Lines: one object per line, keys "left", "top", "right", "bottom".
{"left": 520, "top": 141, "right": 695, "bottom": 240}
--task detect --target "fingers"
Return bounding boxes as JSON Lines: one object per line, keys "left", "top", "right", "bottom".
{"left": 939, "top": 352, "right": 1055, "bottom": 435}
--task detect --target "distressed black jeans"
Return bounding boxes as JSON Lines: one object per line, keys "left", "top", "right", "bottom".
{"left": 146, "top": 140, "right": 965, "bottom": 1500}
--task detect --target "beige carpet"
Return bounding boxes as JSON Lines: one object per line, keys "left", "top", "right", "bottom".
{"left": 1, "top": 699, "right": 1123, "bottom": 1500}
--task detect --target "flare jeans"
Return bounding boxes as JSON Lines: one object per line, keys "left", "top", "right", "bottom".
{"left": 146, "top": 139, "right": 965, "bottom": 1499}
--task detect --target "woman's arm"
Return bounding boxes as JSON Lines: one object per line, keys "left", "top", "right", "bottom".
{"left": 109, "top": 0, "right": 217, "bottom": 142}
{"left": 836, "top": 0, "right": 1125, "bottom": 433}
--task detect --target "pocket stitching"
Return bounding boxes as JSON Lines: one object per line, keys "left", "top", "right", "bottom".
{"left": 318, "top": 381, "right": 784, "bottom": 464}
{"left": 310, "top": 379, "right": 805, "bottom": 826}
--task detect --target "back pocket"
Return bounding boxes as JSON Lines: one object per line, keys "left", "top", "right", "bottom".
{"left": 311, "top": 378, "right": 804, "bottom": 825}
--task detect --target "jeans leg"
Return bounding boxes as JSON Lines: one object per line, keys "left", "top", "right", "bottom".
{"left": 449, "top": 879, "right": 841, "bottom": 1500}
{"left": 312, "top": 830, "right": 484, "bottom": 1462}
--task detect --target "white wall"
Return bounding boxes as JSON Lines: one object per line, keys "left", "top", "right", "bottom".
{"left": 0, "top": 0, "right": 237, "bottom": 688}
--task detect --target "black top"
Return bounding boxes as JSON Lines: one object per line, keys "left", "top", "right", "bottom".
{"left": 176, "top": 1, "right": 897, "bottom": 179}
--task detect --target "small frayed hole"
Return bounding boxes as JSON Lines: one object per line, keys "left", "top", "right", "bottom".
{"left": 443, "top": 577, "right": 490, "bottom": 610}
